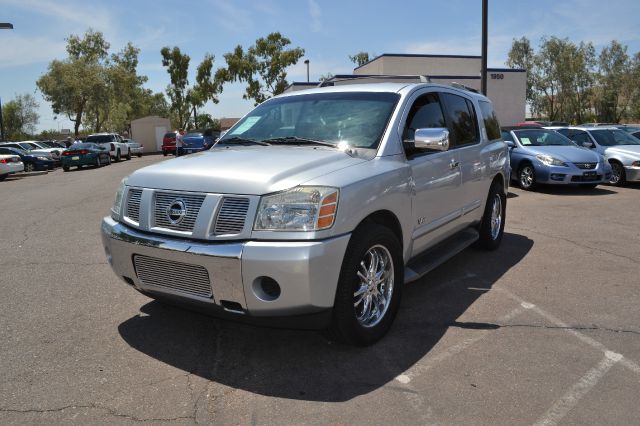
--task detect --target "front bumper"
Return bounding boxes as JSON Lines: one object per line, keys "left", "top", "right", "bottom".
{"left": 534, "top": 163, "right": 609, "bottom": 185}
{"left": 101, "top": 217, "right": 350, "bottom": 326}
{"left": 624, "top": 165, "right": 640, "bottom": 182}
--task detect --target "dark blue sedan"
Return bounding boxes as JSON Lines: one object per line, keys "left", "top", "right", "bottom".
{"left": 501, "top": 127, "right": 610, "bottom": 190}
{"left": 180, "top": 130, "right": 219, "bottom": 155}
{"left": 0, "top": 146, "right": 55, "bottom": 172}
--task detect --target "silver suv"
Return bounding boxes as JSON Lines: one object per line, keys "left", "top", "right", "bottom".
{"left": 102, "top": 83, "right": 510, "bottom": 345}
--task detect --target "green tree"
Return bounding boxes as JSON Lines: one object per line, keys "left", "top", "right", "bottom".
{"left": 37, "top": 30, "right": 111, "bottom": 136}
{"left": 595, "top": 40, "right": 634, "bottom": 122}
{"left": 161, "top": 46, "right": 191, "bottom": 129}
{"left": 215, "top": 32, "right": 305, "bottom": 105}
{"left": 507, "top": 37, "right": 536, "bottom": 105}
{"left": 1, "top": 94, "right": 40, "bottom": 140}
{"left": 349, "top": 52, "right": 371, "bottom": 67}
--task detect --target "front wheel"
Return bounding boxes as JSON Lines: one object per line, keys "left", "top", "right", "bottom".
{"left": 24, "top": 163, "right": 35, "bottom": 172}
{"left": 475, "top": 181, "right": 507, "bottom": 250}
{"left": 327, "top": 223, "right": 403, "bottom": 346}
{"left": 62, "top": 165, "right": 70, "bottom": 172}
{"left": 95, "top": 156, "right": 101, "bottom": 168}
{"left": 609, "top": 161, "right": 626, "bottom": 186}
{"left": 518, "top": 164, "right": 536, "bottom": 190}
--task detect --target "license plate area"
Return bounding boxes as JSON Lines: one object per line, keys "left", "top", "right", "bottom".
{"left": 72, "top": 156, "right": 80, "bottom": 160}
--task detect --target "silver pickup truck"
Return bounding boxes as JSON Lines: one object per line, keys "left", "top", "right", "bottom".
{"left": 102, "top": 82, "right": 509, "bottom": 345}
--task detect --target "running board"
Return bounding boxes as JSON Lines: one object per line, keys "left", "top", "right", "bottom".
{"left": 405, "top": 228, "right": 479, "bottom": 284}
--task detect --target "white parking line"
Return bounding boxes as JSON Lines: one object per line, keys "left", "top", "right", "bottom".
{"left": 533, "top": 351, "right": 623, "bottom": 426}
{"left": 496, "top": 287, "right": 640, "bottom": 377}
{"left": 397, "top": 304, "right": 527, "bottom": 383}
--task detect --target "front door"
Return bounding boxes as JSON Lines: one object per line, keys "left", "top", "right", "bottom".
{"left": 403, "top": 91, "right": 464, "bottom": 257}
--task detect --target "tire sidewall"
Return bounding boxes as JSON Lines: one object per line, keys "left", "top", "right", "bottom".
{"left": 519, "top": 163, "right": 535, "bottom": 190}
{"left": 477, "top": 182, "right": 507, "bottom": 250}
{"left": 331, "top": 223, "right": 403, "bottom": 345}
{"left": 609, "top": 162, "right": 625, "bottom": 186}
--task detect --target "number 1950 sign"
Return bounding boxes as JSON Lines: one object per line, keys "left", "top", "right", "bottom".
{"left": 490, "top": 73, "right": 504, "bottom": 80}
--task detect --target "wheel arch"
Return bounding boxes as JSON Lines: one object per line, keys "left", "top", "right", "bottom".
{"left": 357, "top": 210, "right": 404, "bottom": 256}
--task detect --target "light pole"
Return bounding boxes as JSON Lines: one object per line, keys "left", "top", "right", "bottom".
{"left": 304, "top": 59, "right": 310, "bottom": 83}
{"left": 480, "top": 0, "right": 488, "bottom": 95}
{"left": 0, "top": 22, "right": 14, "bottom": 141}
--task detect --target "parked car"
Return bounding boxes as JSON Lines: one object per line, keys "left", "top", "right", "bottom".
{"left": 0, "top": 146, "right": 55, "bottom": 172}
{"left": 85, "top": 133, "right": 131, "bottom": 162}
{"left": 123, "top": 139, "right": 143, "bottom": 157}
{"left": 555, "top": 127, "right": 640, "bottom": 185}
{"left": 162, "top": 131, "right": 177, "bottom": 156}
{"left": 102, "top": 82, "right": 510, "bottom": 345}
{"left": 502, "top": 127, "right": 609, "bottom": 190}
{"left": 61, "top": 142, "right": 111, "bottom": 171}
{"left": 31, "top": 141, "right": 64, "bottom": 157}
{"left": 0, "top": 141, "right": 59, "bottom": 165}
{"left": 39, "top": 140, "right": 68, "bottom": 150}
{"left": 180, "top": 130, "right": 218, "bottom": 154}
{"left": 0, "top": 154, "right": 24, "bottom": 181}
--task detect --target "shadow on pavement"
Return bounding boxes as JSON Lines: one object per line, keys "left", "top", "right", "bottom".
{"left": 118, "top": 232, "right": 533, "bottom": 402}
{"left": 535, "top": 185, "right": 616, "bottom": 196}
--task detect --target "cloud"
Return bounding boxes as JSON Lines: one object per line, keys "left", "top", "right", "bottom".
{"left": 210, "top": 0, "right": 253, "bottom": 33}
{"left": 0, "top": 35, "right": 67, "bottom": 68}
{"left": 308, "top": 0, "right": 322, "bottom": 32}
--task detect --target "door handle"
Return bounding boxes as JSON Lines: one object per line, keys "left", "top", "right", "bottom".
{"left": 449, "top": 160, "right": 460, "bottom": 169}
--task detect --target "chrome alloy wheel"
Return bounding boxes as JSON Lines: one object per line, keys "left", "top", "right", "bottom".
{"left": 520, "top": 165, "right": 534, "bottom": 188}
{"left": 354, "top": 244, "right": 395, "bottom": 328}
{"left": 490, "top": 194, "right": 502, "bottom": 240}
{"left": 609, "top": 162, "right": 622, "bottom": 184}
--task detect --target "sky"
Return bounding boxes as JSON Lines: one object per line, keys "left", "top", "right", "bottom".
{"left": 1, "top": 0, "right": 639, "bottom": 133}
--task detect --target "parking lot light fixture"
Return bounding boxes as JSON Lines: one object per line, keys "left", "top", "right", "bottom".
{"left": 1, "top": 22, "right": 14, "bottom": 141}
{"left": 0, "top": 23, "right": 13, "bottom": 29}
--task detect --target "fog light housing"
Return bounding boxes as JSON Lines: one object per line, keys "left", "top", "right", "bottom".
{"left": 550, "top": 173, "right": 566, "bottom": 181}
{"left": 252, "top": 276, "right": 281, "bottom": 301}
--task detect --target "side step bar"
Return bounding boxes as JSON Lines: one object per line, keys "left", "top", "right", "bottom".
{"left": 404, "top": 228, "right": 479, "bottom": 284}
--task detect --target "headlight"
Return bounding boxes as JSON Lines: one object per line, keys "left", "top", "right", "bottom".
{"left": 111, "top": 179, "right": 127, "bottom": 220}
{"left": 536, "top": 154, "right": 567, "bottom": 167}
{"left": 254, "top": 186, "right": 339, "bottom": 231}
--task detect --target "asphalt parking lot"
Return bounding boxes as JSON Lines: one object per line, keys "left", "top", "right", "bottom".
{"left": 1, "top": 155, "right": 639, "bottom": 425}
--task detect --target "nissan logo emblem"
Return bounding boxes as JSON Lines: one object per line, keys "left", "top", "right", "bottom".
{"left": 166, "top": 199, "right": 187, "bottom": 224}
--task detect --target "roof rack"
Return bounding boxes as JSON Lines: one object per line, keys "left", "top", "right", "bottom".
{"left": 449, "top": 82, "right": 479, "bottom": 93}
{"left": 318, "top": 74, "right": 431, "bottom": 87}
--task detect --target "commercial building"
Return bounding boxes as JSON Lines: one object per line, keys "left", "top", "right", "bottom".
{"left": 285, "top": 53, "right": 526, "bottom": 126}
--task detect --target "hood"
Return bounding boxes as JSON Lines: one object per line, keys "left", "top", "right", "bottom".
{"left": 523, "top": 145, "right": 601, "bottom": 163}
{"left": 604, "top": 145, "right": 640, "bottom": 158}
{"left": 126, "top": 145, "right": 367, "bottom": 195}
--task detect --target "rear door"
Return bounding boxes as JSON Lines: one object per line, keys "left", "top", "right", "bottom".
{"left": 402, "top": 91, "right": 464, "bottom": 257}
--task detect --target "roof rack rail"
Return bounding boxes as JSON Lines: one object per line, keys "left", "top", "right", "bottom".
{"left": 449, "top": 82, "right": 479, "bottom": 93}
{"left": 318, "top": 74, "right": 431, "bottom": 87}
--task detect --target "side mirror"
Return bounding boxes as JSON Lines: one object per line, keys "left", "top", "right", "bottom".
{"left": 505, "top": 140, "right": 515, "bottom": 148}
{"left": 581, "top": 141, "right": 594, "bottom": 148}
{"left": 412, "top": 128, "right": 450, "bottom": 152}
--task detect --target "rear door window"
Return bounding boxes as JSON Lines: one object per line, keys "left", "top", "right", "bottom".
{"left": 441, "top": 93, "right": 480, "bottom": 148}
{"left": 478, "top": 101, "right": 502, "bottom": 141}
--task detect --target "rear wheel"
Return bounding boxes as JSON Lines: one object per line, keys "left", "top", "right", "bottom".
{"left": 475, "top": 181, "right": 506, "bottom": 250}
{"left": 327, "top": 223, "right": 403, "bottom": 346}
{"left": 0, "top": 174, "right": 7, "bottom": 181}
{"left": 24, "top": 163, "right": 35, "bottom": 172}
{"left": 114, "top": 150, "right": 121, "bottom": 162}
{"left": 609, "top": 161, "right": 625, "bottom": 186}
{"left": 126, "top": 150, "right": 132, "bottom": 160}
{"left": 518, "top": 163, "right": 536, "bottom": 190}
{"left": 63, "top": 165, "right": 70, "bottom": 172}
{"left": 95, "top": 156, "right": 102, "bottom": 168}
{"left": 163, "top": 151, "right": 168, "bottom": 157}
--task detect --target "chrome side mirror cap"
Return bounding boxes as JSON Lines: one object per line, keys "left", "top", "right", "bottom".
{"left": 581, "top": 141, "right": 594, "bottom": 148}
{"left": 505, "top": 140, "right": 515, "bottom": 148}
{"left": 413, "top": 128, "right": 449, "bottom": 152}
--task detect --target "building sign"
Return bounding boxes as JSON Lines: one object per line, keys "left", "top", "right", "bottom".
{"left": 490, "top": 73, "right": 504, "bottom": 80}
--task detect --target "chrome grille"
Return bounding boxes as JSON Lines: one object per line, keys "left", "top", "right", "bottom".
{"left": 125, "top": 189, "right": 142, "bottom": 223}
{"left": 133, "top": 255, "right": 212, "bottom": 298}
{"left": 154, "top": 192, "right": 205, "bottom": 232}
{"left": 574, "top": 162, "right": 597, "bottom": 170}
{"left": 214, "top": 197, "right": 250, "bottom": 235}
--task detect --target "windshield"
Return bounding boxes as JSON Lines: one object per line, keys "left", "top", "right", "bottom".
{"left": 514, "top": 130, "right": 575, "bottom": 146}
{"left": 86, "top": 135, "right": 114, "bottom": 143}
{"left": 590, "top": 129, "right": 640, "bottom": 146}
{"left": 219, "top": 92, "right": 400, "bottom": 149}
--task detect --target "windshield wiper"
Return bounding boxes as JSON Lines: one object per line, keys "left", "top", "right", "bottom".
{"left": 261, "top": 136, "right": 337, "bottom": 148}
{"left": 218, "top": 136, "right": 271, "bottom": 146}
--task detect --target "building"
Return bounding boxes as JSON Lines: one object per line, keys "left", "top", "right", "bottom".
{"left": 130, "top": 116, "right": 172, "bottom": 153}
{"left": 220, "top": 117, "right": 241, "bottom": 131}
{"left": 285, "top": 53, "right": 527, "bottom": 126}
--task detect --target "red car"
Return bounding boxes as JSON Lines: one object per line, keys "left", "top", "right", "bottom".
{"left": 162, "top": 131, "right": 177, "bottom": 156}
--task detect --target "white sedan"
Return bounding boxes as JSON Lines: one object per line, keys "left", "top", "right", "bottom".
{"left": 0, "top": 154, "right": 24, "bottom": 181}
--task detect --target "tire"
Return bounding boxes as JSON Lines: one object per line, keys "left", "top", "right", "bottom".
{"left": 327, "top": 223, "right": 403, "bottom": 346}
{"left": 115, "top": 150, "right": 121, "bottom": 162}
{"left": 518, "top": 163, "right": 536, "bottom": 190}
{"left": 95, "top": 156, "right": 101, "bottom": 168}
{"left": 105, "top": 155, "right": 111, "bottom": 165}
{"left": 63, "top": 165, "right": 70, "bottom": 172}
{"left": 24, "top": 163, "right": 35, "bottom": 172}
{"left": 126, "top": 150, "right": 132, "bottom": 160}
{"left": 475, "top": 181, "right": 507, "bottom": 251}
{"left": 609, "top": 161, "right": 626, "bottom": 186}
{"left": 163, "top": 151, "right": 168, "bottom": 157}
{"left": 137, "top": 153, "right": 142, "bottom": 158}
{"left": 0, "top": 174, "right": 7, "bottom": 181}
